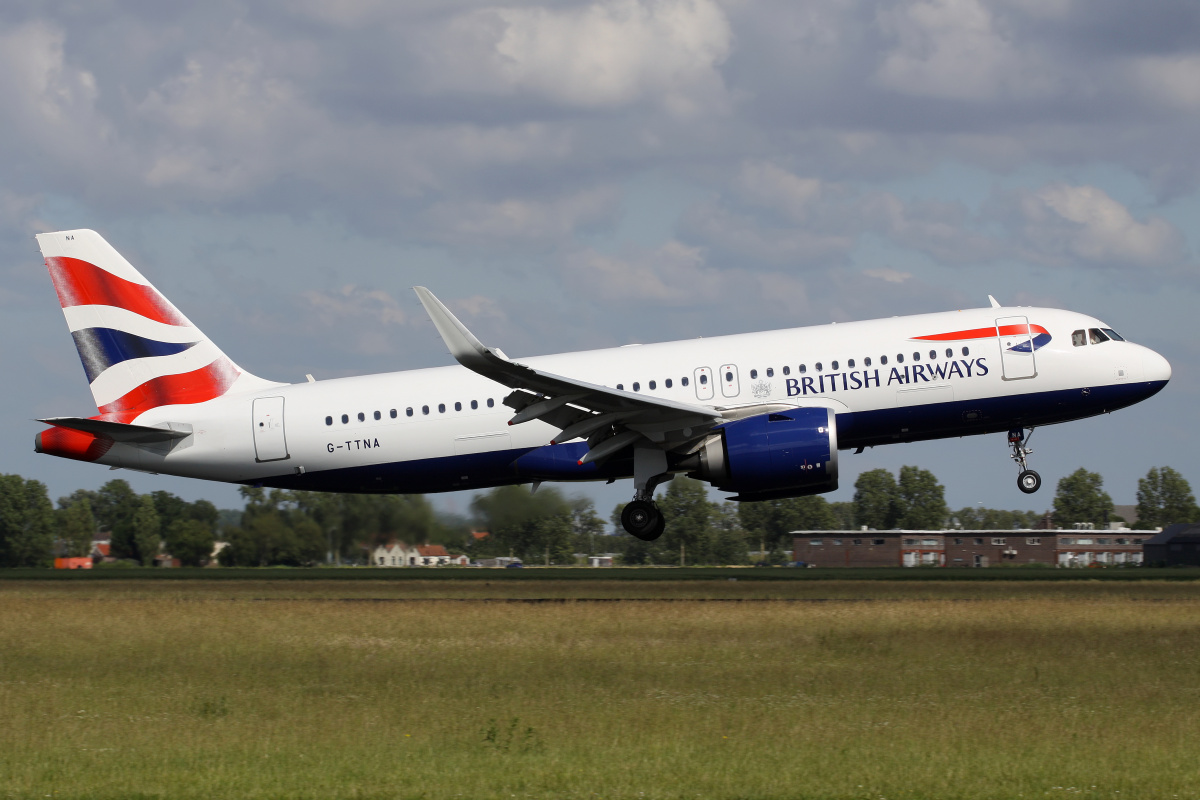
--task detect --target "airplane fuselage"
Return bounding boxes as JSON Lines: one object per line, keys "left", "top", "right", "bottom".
{"left": 66, "top": 305, "right": 1169, "bottom": 495}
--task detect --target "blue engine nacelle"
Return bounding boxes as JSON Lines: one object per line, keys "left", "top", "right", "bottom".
{"left": 686, "top": 407, "right": 838, "bottom": 501}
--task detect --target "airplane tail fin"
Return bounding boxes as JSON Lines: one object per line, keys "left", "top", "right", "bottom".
{"left": 36, "top": 229, "right": 280, "bottom": 423}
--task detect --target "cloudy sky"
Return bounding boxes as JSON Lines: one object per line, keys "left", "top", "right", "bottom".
{"left": 3, "top": 0, "right": 1197, "bottom": 519}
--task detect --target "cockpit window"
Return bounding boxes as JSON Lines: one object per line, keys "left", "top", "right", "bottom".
{"left": 1072, "top": 330, "right": 1086, "bottom": 347}
{"left": 1102, "top": 328, "right": 1125, "bottom": 342}
{"left": 1089, "top": 328, "right": 1109, "bottom": 344}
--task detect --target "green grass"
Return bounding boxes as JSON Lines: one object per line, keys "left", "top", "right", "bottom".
{"left": 3, "top": 581, "right": 1200, "bottom": 799}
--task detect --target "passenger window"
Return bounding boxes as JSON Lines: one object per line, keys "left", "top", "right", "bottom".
{"left": 633, "top": 382, "right": 641, "bottom": 392}
{"left": 961, "top": 347, "right": 970, "bottom": 356}
{"left": 374, "top": 411, "right": 381, "bottom": 420}
{"left": 864, "top": 357, "right": 872, "bottom": 367}
{"left": 1102, "top": 328, "right": 1125, "bottom": 342}
{"left": 847, "top": 359, "right": 855, "bottom": 369}
{"left": 831, "top": 361, "right": 839, "bottom": 370}
{"left": 724, "top": 371, "right": 732, "bottom": 381}
{"left": 617, "top": 384, "right": 624, "bottom": 391}
{"left": 406, "top": 408, "right": 413, "bottom": 417}
{"left": 766, "top": 368, "right": 774, "bottom": 378}
{"left": 665, "top": 378, "right": 673, "bottom": 388}
{"left": 782, "top": 366, "right": 790, "bottom": 376}
{"left": 325, "top": 416, "right": 333, "bottom": 426}
{"left": 945, "top": 348, "right": 952, "bottom": 358}
{"left": 649, "top": 380, "right": 656, "bottom": 390}
{"left": 799, "top": 364, "right": 807, "bottom": 374}
{"left": 358, "top": 412, "right": 366, "bottom": 422}
{"left": 816, "top": 362, "right": 823, "bottom": 372}
{"left": 471, "top": 400, "right": 478, "bottom": 410}
{"left": 912, "top": 352, "right": 920, "bottom": 361}
{"left": 454, "top": 402, "right": 462, "bottom": 411}
{"left": 422, "top": 406, "right": 429, "bottom": 415}
{"left": 681, "top": 376, "right": 689, "bottom": 387}
{"left": 750, "top": 369, "right": 758, "bottom": 379}
{"left": 881, "top": 355, "right": 888, "bottom": 365}
{"left": 1089, "top": 328, "right": 1109, "bottom": 344}
{"left": 342, "top": 414, "right": 349, "bottom": 424}
{"left": 390, "top": 409, "right": 397, "bottom": 419}
{"left": 896, "top": 354, "right": 904, "bottom": 363}
{"left": 700, "top": 374, "right": 708, "bottom": 385}
{"left": 487, "top": 398, "right": 495, "bottom": 407}
{"left": 929, "top": 350, "right": 936, "bottom": 360}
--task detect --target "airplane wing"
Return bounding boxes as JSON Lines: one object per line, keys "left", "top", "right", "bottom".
{"left": 414, "top": 287, "right": 725, "bottom": 462}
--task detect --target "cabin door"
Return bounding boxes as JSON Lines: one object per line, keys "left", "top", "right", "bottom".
{"left": 253, "top": 396, "right": 289, "bottom": 462}
{"left": 996, "top": 315, "right": 1038, "bottom": 380}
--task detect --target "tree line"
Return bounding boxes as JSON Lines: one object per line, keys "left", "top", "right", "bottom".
{"left": 0, "top": 465, "right": 1196, "bottom": 567}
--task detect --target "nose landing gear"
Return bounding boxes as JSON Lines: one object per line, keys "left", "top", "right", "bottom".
{"left": 1008, "top": 427, "right": 1042, "bottom": 494}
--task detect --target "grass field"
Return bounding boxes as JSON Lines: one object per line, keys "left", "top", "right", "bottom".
{"left": 4, "top": 579, "right": 1200, "bottom": 799}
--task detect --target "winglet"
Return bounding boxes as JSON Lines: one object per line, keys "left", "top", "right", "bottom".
{"left": 413, "top": 287, "right": 522, "bottom": 388}
{"left": 988, "top": 295, "right": 1001, "bottom": 308}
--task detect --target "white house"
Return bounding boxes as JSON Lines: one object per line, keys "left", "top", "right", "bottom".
{"left": 372, "top": 542, "right": 466, "bottom": 566}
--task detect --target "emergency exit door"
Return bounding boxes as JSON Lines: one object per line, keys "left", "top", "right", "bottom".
{"left": 253, "top": 396, "right": 289, "bottom": 462}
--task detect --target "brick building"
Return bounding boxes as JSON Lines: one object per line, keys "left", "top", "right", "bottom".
{"left": 793, "top": 529, "right": 1153, "bottom": 568}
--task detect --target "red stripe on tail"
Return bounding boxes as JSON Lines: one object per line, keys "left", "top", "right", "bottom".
{"left": 45, "top": 256, "right": 189, "bottom": 327}
{"left": 98, "top": 356, "right": 241, "bottom": 423}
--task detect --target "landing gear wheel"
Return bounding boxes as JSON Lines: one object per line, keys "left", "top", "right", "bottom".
{"left": 622, "top": 499, "right": 665, "bottom": 541}
{"left": 1017, "top": 469, "right": 1042, "bottom": 494}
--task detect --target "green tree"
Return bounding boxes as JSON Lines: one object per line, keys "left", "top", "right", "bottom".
{"left": 710, "top": 503, "right": 749, "bottom": 565}
{"left": 853, "top": 469, "right": 899, "bottom": 529}
{"left": 953, "top": 507, "right": 1042, "bottom": 530}
{"left": 132, "top": 494, "right": 161, "bottom": 565}
{"left": 740, "top": 495, "right": 838, "bottom": 555}
{"left": 1053, "top": 468, "right": 1113, "bottom": 528}
{"left": 58, "top": 497, "right": 97, "bottom": 558}
{"left": 1136, "top": 467, "right": 1199, "bottom": 529}
{"left": 896, "top": 466, "right": 948, "bottom": 529}
{"left": 164, "top": 519, "right": 216, "bottom": 567}
{"left": 0, "top": 475, "right": 55, "bottom": 567}
{"left": 829, "top": 501, "right": 855, "bottom": 530}
{"left": 658, "top": 477, "right": 714, "bottom": 565}
{"left": 570, "top": 497, "right": 607, "bottom": 556}
{"left": 93, "top": 480, "right": 140, "bottom": 559}
{"left": 471, "top": 485, "right": 573, "bottom": 562}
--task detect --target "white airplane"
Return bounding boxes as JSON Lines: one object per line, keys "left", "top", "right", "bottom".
{"left": 34, "top": 229, "right": 1171, "bottom": 539}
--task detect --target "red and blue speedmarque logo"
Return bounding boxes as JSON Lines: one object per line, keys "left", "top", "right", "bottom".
{"left": 913, "top": 324, "right": 1052, "bottom": 353}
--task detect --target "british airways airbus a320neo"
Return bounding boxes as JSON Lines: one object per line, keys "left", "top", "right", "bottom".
{"left": 33, "top": 229, "right": 1171, "bottom": 539}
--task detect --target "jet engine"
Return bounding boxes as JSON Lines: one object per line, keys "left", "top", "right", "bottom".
{"left": 684, "top": 407, "right": 838, "bottom": 501}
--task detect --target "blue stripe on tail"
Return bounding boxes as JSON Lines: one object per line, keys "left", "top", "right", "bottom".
{"left": 70, "top": 327, "right": 199, "bottom": 383}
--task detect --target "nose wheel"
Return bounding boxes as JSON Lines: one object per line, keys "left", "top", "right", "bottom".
{"left": 1008, "top": 427, "right": 1041, "bottom": 494}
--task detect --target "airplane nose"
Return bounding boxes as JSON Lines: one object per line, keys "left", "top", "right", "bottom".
{"left": 1143, "top": 349, "right": 1172, "bottom": 384}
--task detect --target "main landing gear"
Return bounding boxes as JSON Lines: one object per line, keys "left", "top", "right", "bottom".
{"left": 1008, "top": 427, "right": 1042, "bottom": 494}
{"left": 622, "top": 446, "right": 669, "bottom": 541}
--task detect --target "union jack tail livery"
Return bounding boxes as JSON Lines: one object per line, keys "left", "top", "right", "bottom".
{"left": 35, "top": 229, "right": 280, "bottom": 461}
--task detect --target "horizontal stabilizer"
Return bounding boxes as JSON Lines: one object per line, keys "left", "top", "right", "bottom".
{"left": 37, "top": 417, "right": 192, "bottom": 444}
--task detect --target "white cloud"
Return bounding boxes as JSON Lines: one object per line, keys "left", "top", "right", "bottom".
{"left": 874, "top": 0, "right": 1053, "bottom": 100}
{"left": 1132, "top": 55, "right": 1200, "bottom": 110}
{"left": 427, "top": 0, "right": 733, "bottom": 114}
{"left": 1007, "top": 183, "right": 1187, "bottom": 269}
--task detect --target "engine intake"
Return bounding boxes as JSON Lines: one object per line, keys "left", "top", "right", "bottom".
{"left": 686, "top": 407, "right": 838, "bottom": 500}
